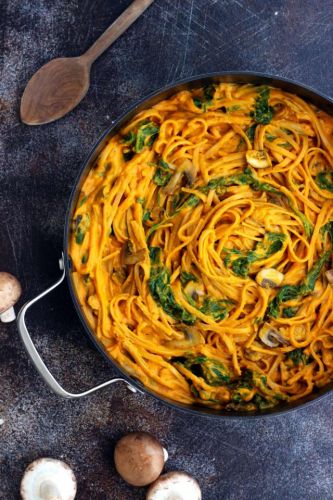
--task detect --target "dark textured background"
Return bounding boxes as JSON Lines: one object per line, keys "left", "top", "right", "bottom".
{"left": 1, "top": 1, "right": 333, "bottom": 498}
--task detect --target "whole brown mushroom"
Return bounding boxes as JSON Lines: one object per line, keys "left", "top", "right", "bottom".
{"left": 0, "top": 272, "right": 22, "bottom": 322}
{"left": 114, "top": 432, "right": 168, "bottom": 487}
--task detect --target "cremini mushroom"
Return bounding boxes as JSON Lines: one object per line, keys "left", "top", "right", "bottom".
{"left": 182, "top": 159, "right": 197, "bottom": 186}
{"left": 114, "top": 432, "right": 168, "bottom": 487}
{"left": 20, "top": 458, "right": 77, "bottom": 500}
{"left": 256, "top": 268, "right": 284, "bottom": 288}
{"left": 163, "top": 170, "right": 183, "bottom": 195}
{"left": 0, "top": 272, "right": 22, "bottom": 322}
{"left": 325, "top": 269, "right": 333, "bottom": 284}
{"left": 184, "top": 282, "right": 205, "bottom": 301}
{"left": 246, "top": 149, "right": 272, "bottom": 169}
{"left": 121, "top": 240, "right": 146, "bottom": 265}
{"left": 165, "top": 327, "right": 204, "bottom": 349}
{"left": 259, "top": 323, "right": 288, "bottom": 347}
{"left": 146, "top": 471, "right": 202, "bottom": 500}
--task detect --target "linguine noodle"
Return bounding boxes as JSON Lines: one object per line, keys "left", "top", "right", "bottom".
{"left": 69, "top": 83, "right": 333, "bottom": 411}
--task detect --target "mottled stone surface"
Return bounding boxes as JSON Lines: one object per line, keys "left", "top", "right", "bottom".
{"left": 1, "top": 0, "right": 333, "bottom": 498}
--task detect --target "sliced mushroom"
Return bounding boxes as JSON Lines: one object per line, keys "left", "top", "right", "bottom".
{"left": 182, "top": 159, "right": 197, "bottom": 186}
{"left": 259, "top": 323, "right": 289, "bottom": 347}
{"left": 163, "top": 170, "right": 183, "bottom": 195}
{"left": 184, "top": 282, "right": 205, "bottom": 301}
{"left": 256, "top": 268, "right": 284, "bottom": 288}
{"left": 114, "top": 432, "right": 168, "bottom": 487}
{"left": 165, "top": 327, "right": 204, "bottom": 349}
{"left": 20, "top": 458, "right": 77, "bottom": 500}
{"left": 147, "top": 471, "right": 202, "bottom": 500}
{"left": 0, "top": 272, "right": 22, "bottom": 322}
{"left": 121, "top": 240, "right": 146, "bottom": 265}
{"left": 246, "top": 149, "right": 272, "bottom": 169}
{"left": 325, "top": 269, "right": 333, "bottom": 284}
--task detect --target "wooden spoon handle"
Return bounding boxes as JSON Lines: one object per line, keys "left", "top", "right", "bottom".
{"left": 82, "top": 0, "right": 155, "bottom": 65}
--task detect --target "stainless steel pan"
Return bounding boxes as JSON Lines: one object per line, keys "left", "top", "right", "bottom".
{"left": 17, "top": 72, "right": 333, "bottom": 418}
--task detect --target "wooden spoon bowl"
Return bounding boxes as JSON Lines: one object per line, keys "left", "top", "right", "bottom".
{"left": 21, "top": 57, "right": 90, "bottom": 125}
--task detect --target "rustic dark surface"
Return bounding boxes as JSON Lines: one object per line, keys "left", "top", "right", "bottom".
{"left": 1, "top": 0, "right": 333, "bottom": 498}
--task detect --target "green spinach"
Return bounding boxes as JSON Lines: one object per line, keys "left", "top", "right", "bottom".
{"left": 267, "top": 251, "right": 330, "bottom": 317}
{"left": 315, "top": 171, "right": 333, "bottom": 193}
{"left": 250, "top": 87, "right": 274, "bottom": 125}
{"left": 134, "top": 121, "right": 160, "bottom": 153}
{"left": 193, "top": 84, "right": 215, "bottom": 111}
{"left": 149, "top": 265, "right": 196, "bottom": 325}
{"left": 153, "top": 160, "right": 173, "bottom": 187}
{"left": 180, "top": 271, "right": 198, "bottom": 287}
{"left": 286, "top": 348, "right": 312, "bottom": 366}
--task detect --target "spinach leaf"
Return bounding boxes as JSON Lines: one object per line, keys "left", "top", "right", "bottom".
{"left": 266, "top": 133, "right": 277, "bottom": 142}
{"left": 227, "top": 105, "right": 241, "bottom": 112}
{"left": 321, "top": 221, "right": 333, "bottom": 243}
{"left": 149, "top": 265, "right": 196, "bottom": 325}
{"left": 142, "top": 210, "right": 151, "bottom": 223}
{"left": 182, "top": 194, "right": 201, "bottom": 208}
{"left": 246, "top": 124, "right": 257, "bottom": 142}
{"left": 179, "top": 355, "right": 231, "bottom": 386}
{"left": 79, "top": 195, "right": 88, "bottom": 207}
{"left": 267, "top": 284, "right": 301, "bottom": 318}
{"left": 228, "top": 232, "right": 286, "bottom": 278}
{"left": 267, "top": 252, "right": 330, "bottom": 317}
{"left": 250, "top": 87, "right": 274, "bottom": 125}
{"left": 134, "top": 121, "right": 160, "bottom": 153}
{"left": 315, "top": 171, "right": 333, "bottom": 193}
{"left": 149, "top": 246, "right": 161, "bottom": 264}
{"left": 201, "top": 167, "right": 280, "bottom": 196}
{"left": 293, "top": 208, "right": 313, "bottom": 238}
{"left": 122, "top": 131, "right": 136, "bottom": 146}
{"left": 286, "top": 348, "right": 312, "bottom": 366}
{"left": 231, "top": 257, "right": 250, "bottom": 277}
{"left": 81, "top": 252, "right": 88, "bottom": 264}
{"left": 201, "top": 358, "right": 230, "bottom": 385}
{"left": 180, "top": 271, "right": 198, "bottom": 287}
{"left": 252, "top": 394, "right": 277, "bottom": 410}
{"left": 73, "top": 214, "right": 90, "bottom": 245}
{"left": 282, "top": 306, "right": 298, "bottom": 318}
{"left": 153, "top": 160, "right": 172, "bottom": 187}
{"left": 228, "top": 369, "right": 254, "bottom": 391}
{"left": 303, "top": 251, "right": 331, "bottom": 291}
{"left": 199, "top": 297, "right": 233, "bottom": 321}
{"left": 193, "top": 84, "right": 215, "bottom": 111}
{"left": 223, "top": 248, "right": 242, "bottom": 266}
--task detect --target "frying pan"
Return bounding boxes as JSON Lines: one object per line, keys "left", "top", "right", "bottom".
{"left": 17, "top": 72, "right": 333, "bottom": 418}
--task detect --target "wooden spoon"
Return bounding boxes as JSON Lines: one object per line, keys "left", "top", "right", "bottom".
{"left": 20, "top": 0, "right": 155, "bottom": 125}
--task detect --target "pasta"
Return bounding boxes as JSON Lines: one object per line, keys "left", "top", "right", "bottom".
{"left": 69, "top": 83, "right": 333, "bottom": 412}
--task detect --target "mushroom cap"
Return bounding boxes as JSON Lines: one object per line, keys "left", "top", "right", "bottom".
{"left": 114, "top": 432, "right": 166, "bottom": 487}
{"left": 146, "top": 471, "right": 202, "bottom": 500}
{"left": 20, "top": 457, "right": 77, "bottom": 500}
{"left": 0, "top": 272, "right": 21, "bottom": 313}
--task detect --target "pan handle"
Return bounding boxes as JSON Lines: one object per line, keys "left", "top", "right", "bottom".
{"left": 16, "top": 255, "right": 139, "bottom": 399}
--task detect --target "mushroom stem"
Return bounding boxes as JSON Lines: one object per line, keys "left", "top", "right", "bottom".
{"left": 20, "top": 458, "right": 77, "bottom": 500}
{"left": 39, "top": 480, "right": 62, "bottom": 500}
{"left": 162, "top": 448, "right": 168, "bottom": 462}
{"left": 0, "top": 306, "right": 16, "bottom": 323}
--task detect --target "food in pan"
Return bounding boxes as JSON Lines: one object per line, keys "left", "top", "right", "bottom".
{"left": 69, "top": 83, "right": 333, "bottom": 411}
